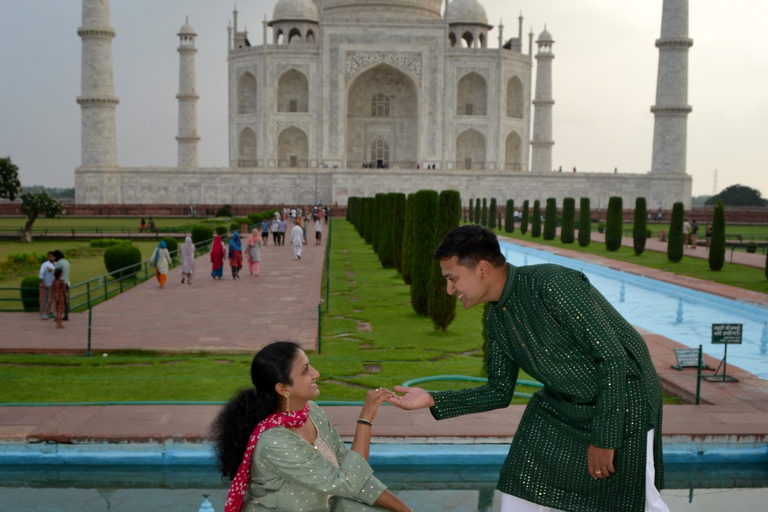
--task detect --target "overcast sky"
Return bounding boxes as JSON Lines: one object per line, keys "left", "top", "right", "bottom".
{"left": 1, "top": 0, "right": 766, "bottom": 198}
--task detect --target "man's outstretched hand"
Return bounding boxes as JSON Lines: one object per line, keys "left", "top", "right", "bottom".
{"left": 386, "top": 386, "right": 436, "bottom": 410}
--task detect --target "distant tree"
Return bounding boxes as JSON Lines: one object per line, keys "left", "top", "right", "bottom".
{"left": 605, "top": 196, "right": 623, "bottom": 251}
{"left": 488, "top": 198, "right": 497, "bottom": 229}
{"left": 504, "top": 199, "right": 515, "bottom": 233}
{"left": 401, "top": 194, "right": 416, "bottom": 285}
{"left": 531, "top": 200, "right": 541, "bottom": 238}
{"left": 474, "top": 198, "right": 481, "bottom": 223}
{"left": 561, "top": 197, "right": 575, "bottom": 244}
{"left": 543, "top": 198, "right": 557, "bottom": 240}
{"left": 667, "top": 202, "right": 685, "bottom": 262}
{"left": 578, "top": 197, "right": 591, "bottom": 247}
{"left": 17, "top": 185, "right": 75, "bottom": 199}
{"left": 468, "top": 198, "right": 473, "bottom": 224}
{"left": 481, "top": 198, "right": 488, "bottom": 226}
{"left": 428, "top": 190, "right": 461, "bottom": 332}
{"left": 391, "top": 193, "right": 407, "bottom": 273}
{"left": 0, "top": 156, "right": 22, "bottom": 201}
{"left": 633, "top": 197, "right": 647, "bottom": 255}
{"left": 520, "top": 200, "right": 529, "bottom": 234}
{"left": 705, "top": 184, "right": 767, "bottom": 207}
{"left": 410, "top": 190, "right": 439, "bottom": 316}
{"left": 691, "top": 195, "right": 713, "bottom": 207}
{"left": 709, "top": 200, "right": 726, "bottom": 271}
{"left": 20, "top": 192, "right": 66, "bottom": 243}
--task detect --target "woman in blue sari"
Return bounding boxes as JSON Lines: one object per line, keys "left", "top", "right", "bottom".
{"left": 229, "top": 232, "right": 243, "bottom": 279}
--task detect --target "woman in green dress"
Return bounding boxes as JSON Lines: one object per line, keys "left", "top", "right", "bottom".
{"left": 212, "top": 341, "right": 411, "bottom": 512}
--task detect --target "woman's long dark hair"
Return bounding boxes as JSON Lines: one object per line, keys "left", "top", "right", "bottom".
{"left": 211, "top": 341, "right": 301, "bottom": 480}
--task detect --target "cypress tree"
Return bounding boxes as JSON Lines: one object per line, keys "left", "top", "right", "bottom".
{"left": 578, "top": 197, "right": 591, "bottom": 247}
{"left": 392, "top": 193, "right": 407, "bottom": 273}
{"left": 481, "top": 198, "right": 488, "bottom": 226}
{"left": 378, "top": 193, "right": 397, "bottom": 268}
{"left": 667, "top": 202, "right": 685, "bottom": 262}
{"left": 520, "top": 200, "right": 529, "bottom": 234}
{"left": 468, "top": 198, "right": 474, "bottom": 224}
{"left": 505, "top": 199, "right": 515, "bottom": 233}
{"left": 531, "top": 200, "right": 541, "bottom": 237}
{"left": 709, "top": 200, "right": 726, "bottom": 271}
{"left": 543, "top": 198, "right": 557, "bottom": 240}
{"left": 633, "top": 197, "right": 648, "bottom": 256}
{"left": 488, "top": 198, "right": 497, "bottom": 229}
{"left": 371, "top": 193, "right": 385, "bottom": 252}
{"left": 401, "top": 193, "right": 416, "bottom": 284}
{"left": 359, "top": 198, "right": 369, "bottom": 240}
{"left": 349, "top": 197, "right": 358, "bottom": 225}
{"left": 364, "top": 197, "right": 375, "bottom": 243}
{"left": 498, "top": 211, "right": 502, "bottom": 230}
{"left": 429, "top": 190, "right": 462, "bottom": 331}
{"left": 346, "top": 197, "right": 352, "bottom": 222}
{"left": 561, "top": 197, "right": 575, "bottom": 244}
{"left": 605, "top": 196, "right": 623, "bottom": 252}
{"left": 410, "top": 190, "right": 439, "bottom": 316}
{"left": 474, "top": 198, "right": 481, "bottom": 223}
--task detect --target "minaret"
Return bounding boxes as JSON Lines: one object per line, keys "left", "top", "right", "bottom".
{"left": 176, "top": 17, "right": 200, "bottom": 168}
{"left": 530, "top": 26, "right": 555, "bottom": 173}
{"left": 77, "top": 0, "right": 119, "bottom": 168}
{"left": 651, "top": 0, "right": 692, "bottom": 174}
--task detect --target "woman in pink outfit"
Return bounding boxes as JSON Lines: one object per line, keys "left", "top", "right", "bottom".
{"left": 246, "top": 229, "right": 262, "bottom": 277}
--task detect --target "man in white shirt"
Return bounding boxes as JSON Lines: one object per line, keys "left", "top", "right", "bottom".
{"left": 314, "top": 218, "right": 323, "bottom": 245}
{"left": 682, "top": 218, "right": 691, "bottom": 248}
{"left": 291, "top": 221, "right": 304, "bottom": 260}
{"left": 38, "top": 251, "right": 56, "bottom": 319}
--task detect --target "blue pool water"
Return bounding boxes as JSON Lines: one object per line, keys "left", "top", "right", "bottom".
{"left": 499, "top": 241, "right": 768, "bottom": 379}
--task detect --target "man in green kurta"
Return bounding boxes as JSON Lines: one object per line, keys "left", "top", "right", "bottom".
{"left": 389, "top": 225, "right": 669, "bottom": 512}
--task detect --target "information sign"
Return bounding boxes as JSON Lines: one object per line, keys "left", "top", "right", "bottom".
{"left": 671, "top": 348, "right": 705, "bottom": 371}
{"left": 711, "top": 324, "right": 743, "bottom": 345}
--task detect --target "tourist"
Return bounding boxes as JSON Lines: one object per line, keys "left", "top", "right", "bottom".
{"left": 180, "top": 236, "right": 195, "bottom": 284}
{"left": 291, "top": 221, "right": 304, "bottom": 260}
{"left": 271, "top": 214, "right": 281, "bottom": 246}
{"left": 229, "top": 232, "right": 243, "bottom": 279}
{"left": 150, "top": 240, "right": 172, "bottom": 288}
{"left": 388, "top": 225, "right": 668, "bottom": 512}
{"left": 301, "top": 214, "right": 308, "bottom": 245}
{"left": 690, "top": 219, "right": 699, "bottom": 249}
{"left": 261, "top": 217, "right": 270, "bottom": 246}
{"left": 705, "top": 222, "right": 713, "bottom": 250}
{"left": 315, "top": 216, "right": 323, "bottom": 245}
{"left": 246, "top": 229, "right": 262, "bottom": 277}
{"left": 148, "top": 217, "right": 157, "bottom": 233}
{"left": 682, "top": 218, "right": 691, "bottom": 248}
{"left": 210, "top": 235, "right": 226, "bottom": 279}
{"left": 52, "top": 250, "right": 70, "bottom": 321}
{"left": 38, "top": 251, "right": 56, "bottom": 320}
{"left": 278, "top": 217, "right": 288, "bottom": 246}
{"left": 139, "top": 218, "right": 146, "bottom": 233}
{"left": 211, "top": 341, "right": 411, "bottom": 512}
{"left": 51, "top": 268, "right": 67, "bottom": 329}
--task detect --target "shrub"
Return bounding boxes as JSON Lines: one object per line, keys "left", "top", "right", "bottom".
{"left": 543, "top": 198, "right": 557, "bottom": 240}
{"left": 667, "top": 202, "right": 685, "bottom": 262}
{"left": 401, "top": 193, "right": 416, "bottom": 285}
{"left": 605, "top": 196, "right": 623, "bottom": 252}
{"left": 521, "top": 200, "right": 529, "bottom": 234}
{"left": 578, "top": 197, "right": 591, "bottom": 247}
{"left": 561, "top": 198, "right": 575, "bottom": 244}
{"left": 468, "top": 198, "right": 473, "bottom": 224}
{"left": 358, "top": 198, "right": 369, "bottom": 238}
{"left": 229, "top": 222, "right": 240, "bottom": 232}
{"left": 364, "top": 197, "right": 375, "bottom": 244}
{"left": 633, "top": 197, "right": 647, "bottom": 255}
{"left": 505, "top": 200, "right": 515, "bottom": 233}
{"left": 378, "top": 193, "right": 397, "bottom": 269}
{"left": 391, "top": 193, "right": 407, "bottom": 273}
{"left": 161, "top": 237, "right": 179, "bottom": 257}
{"left": 474, "top": 198, "right": 481, "bottom": 224}
{"left": 597, "top": 221, "right": 606, "bottom": 233}
{"left": 429, "top": 190, "right": 461, "bottom": 332}
{"left": 531, "top": 200, "right": 541, "bottom": 238}
{"left": 215, "top": 204, "right": 233, "bottom": 218}
{"left": 191, "top": 225, "right": 214, "bottom": 245}
{"left": 746, "top": 242, "right": 757, "bottom": 254}
{"left": 481, "top": 198, "right": 488, "bottom": 226}
{"left": 20, "top": 275, "right": 40, "bottom": 312}
{"left": 215, "top": 225, "right": 228, "bottom": 236}
{"left": 89, "top": 238, "right": 131, "bottom": 248}
{"left": 372, "top": 193, "right": 386, "bottom": 254}
{"left": 410, "top": 190, "right": 439, "bottom": 316}
{"left": 104, "top": 243, "right": 142, "bottom": 278}
{"left": 498, "top": 212, "right": 502, "bottom": 230}
{"left": 709, "top": 200, "right": 726, "bottom": 271}
{"left": 248, "top": 213, "right": 262, "bottom": 225}
{"left": 488, "top": 198, "right": 497, "bottom": 229}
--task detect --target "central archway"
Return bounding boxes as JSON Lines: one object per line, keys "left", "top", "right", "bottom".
{"left": 346, "top": 63, "right": 418, "bottom": 169}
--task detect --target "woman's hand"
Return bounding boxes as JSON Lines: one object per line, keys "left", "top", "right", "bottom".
{"left": 386, "top": 386, "right": 435, "bottom": 410}
{"left": 359, "top": 387, "right": 393, "bottom": 422}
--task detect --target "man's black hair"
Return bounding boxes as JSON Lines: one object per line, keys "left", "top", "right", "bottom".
{"left": 52, "top": 250, "right": 64, "bottom": 261}
{"left": 432, "top": 224, "right": 506, "bottom": 268}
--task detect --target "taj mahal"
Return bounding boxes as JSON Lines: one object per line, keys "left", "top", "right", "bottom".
{"left": 75, "top": 0, "right": 693, "bottom": 208}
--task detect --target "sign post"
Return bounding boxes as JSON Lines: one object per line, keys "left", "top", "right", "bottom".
{"left": 704, "top": 324, "right": 741, "bottom": 382}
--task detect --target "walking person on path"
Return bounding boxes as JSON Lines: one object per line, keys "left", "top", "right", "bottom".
{"left": 38, "top": 251, "right": 55, "bottom": 320}
{"left": 150, "top": 241, "right": 173, "bottom": 288}
{"left": 52, "top": 250, "right": 70, "bottom": 321}
{"left": 180, "top": 236, "right": 196, "bottom": 284}
{"left": 229, "top": 232, "right": 243, "bottom": 279}
{"left": 388, "top": 225, "right": 668, "bottom": 512}
{"left": 271, "top": 215, "right": 280, "bottom": 246}
{"left": 261, "top": 218, "right": 270, "bottom": 246}
{"left": 51, "top": 268, "right": 68, "bottom": 329}
{"left": 690, "top": 220, "right": 699, "bottom": 249}
{"left": 682, "top": 218, "right": 691, "bottom": 249}
{"left": 210, "top": 234, "right": 227, "bottom": 279}
{"left": 211, "top": 341, "right": 412, "bottom": 512}
{"left": 314, "top": 216, "right": 323, "bottom": 245}
{"left": 278, "top": 218, "right": 288, "bottom": 246}
{"left": 246, "top": 229, "right": 262, "bottom": 277}
{"left": 291, "top": 221, "right": 304, "bottom": 260}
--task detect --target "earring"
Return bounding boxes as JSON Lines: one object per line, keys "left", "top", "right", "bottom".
{"left": 284, "top": 392, "right": 290, "bottom": 413}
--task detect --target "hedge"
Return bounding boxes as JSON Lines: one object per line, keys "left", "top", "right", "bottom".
{"left": 468, "top": 198, "right": 474, "bottom": 224}
{"left": 410, "top": 190, "right": 439, "bottom": 316}
{"left": 215, "top": 225, "right": 228, "bottom": 236}
{"left": 371, "top": 193, "right": 386, "bottom": 253}
{"left": 429, "top": 190, "right": 461, "bottom": 332}
{"left": 474, "top": 198, "right": 481, "bottom": 223}
{"left": 89, "top": 239, "right": 131, "bottom": 248}
{"left": 488, "top": 198, "right": 497, "bottom": 229}
{"left": 561, "top": 198, "right": 575, "bottom": 244}
{"left": 391, "top": 193, "right": 407, "bottom": 273}
{"left": 605, "top": 196, "right": 623, "bottom": 252}
{"left": 191, "top": 225, "right": 214, "bottom": 245}
{"left": 578, "top": 197, "right": 591, "bottom": 247}
{"left": 20, "top": 275, "right": 40, "bottom": 311}
{"left": 667, "top": 202, "right": 685, "bottom": 262}
{"left": 104, "top": 243, "right": 142, "bottom": 278}
{"left": 401, "top": 193, "right": 416, "bottom": 285}
{"left": 521, "top": 200, "right": 529, "bottom": 235}
{"left": 531, "top": 200, "right": 541, "bottom": 238}
{"left": 378, "top": 193, "right": 397, "bottom": 269}
{"left": 633, "top": 197, "right": 647, "bottom": 255}
{"left": 709, "top": 200, "right": 725, "bottom": 271}
{"left": 505, "top": 200, "right": 515, "bottom": 233}
{"left": 543, "top": 198, "right": 557, "bottom": 240}
{"left": 364, "top": 197, "right": 375, "bottom": 244}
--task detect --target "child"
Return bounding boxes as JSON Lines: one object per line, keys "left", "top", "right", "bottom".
{"left": 51, "top": 268, "right": 68, "bottom": 329}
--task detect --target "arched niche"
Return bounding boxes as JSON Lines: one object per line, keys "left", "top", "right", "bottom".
{"left": 456, "top": 129, "right": 486, "bottom": 170}
{"left": 505, "top": 131, "right": 522, "bottom": 171}
{"left": 277, "top": 126, "right": 309, "bottom": 168}
{"left": 278, "top": 69, "right": 309, "bottom": 113}
{"left": 238, "top": 127, "right": 257, "bottom": 167}
{"left": 506, "top": 76, "right": 524, "bottom": 118}
{"left": 237, "top": 72, "right": 257, "bottom": 115}
{"left": 457, "top": 72, "right": 487, "bottom": 116}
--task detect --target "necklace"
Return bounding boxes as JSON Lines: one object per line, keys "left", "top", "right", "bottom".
{"left": 293, "top": 420, "right": 316, "bottom": 447}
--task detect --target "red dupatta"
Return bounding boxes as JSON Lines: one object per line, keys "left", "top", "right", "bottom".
{"left": 210, "top": 235, "right": 224, "bottom": 271}
{"left": 224, "top": 402, "right": 311, "bottom": 512}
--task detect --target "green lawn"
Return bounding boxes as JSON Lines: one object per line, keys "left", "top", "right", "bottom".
{"left": 0, "top": 216, "right": 197, "bottom": 230}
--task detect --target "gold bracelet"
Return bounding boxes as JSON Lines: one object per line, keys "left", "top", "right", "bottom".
{"left": 357, "top": 418, "right": 373, "bottom": 427}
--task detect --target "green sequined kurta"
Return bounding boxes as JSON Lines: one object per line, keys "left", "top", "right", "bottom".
{"left": 430, "top": 264, "right": 664, "bottom": 512}
{"left": 244, "top": 401, "right": 388, "bottom": 512}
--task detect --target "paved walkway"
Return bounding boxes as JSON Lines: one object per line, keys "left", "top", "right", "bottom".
{"left": 1, "top": 225, "right": 767, "bottom": 446}
{"left": 0, "top": 227, "right": 327, "bottom": 354}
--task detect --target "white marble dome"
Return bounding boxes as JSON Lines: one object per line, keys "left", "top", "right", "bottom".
{"left": 320, "top": 0, "right": 443, "bottom": 21}
{"left": 273, "top": 0, "right": 319, "bottom": 22}
{"left": 445, "top": 0, "right": 488, "bottom": 25}
{"left": 178, "top": 18, "right": 196, "bottom": 36}
{"left": 538, "top": 27, "right": 554, "bottom": 42}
